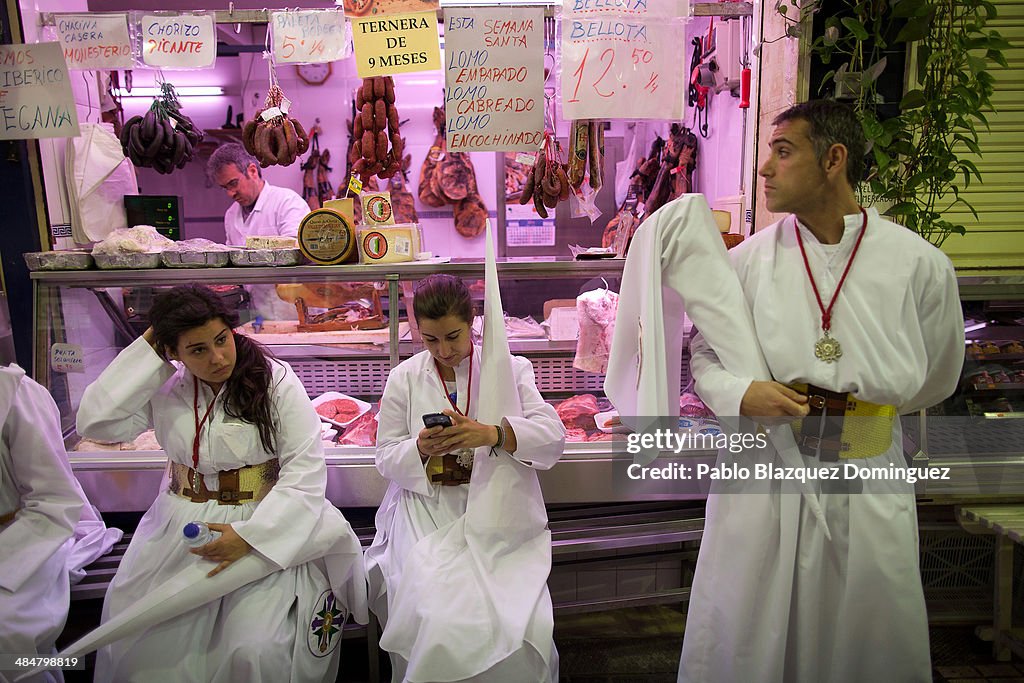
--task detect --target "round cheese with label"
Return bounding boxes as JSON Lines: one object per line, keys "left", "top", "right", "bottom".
{"left": 298, "top": 209, "right": 356, "bottom": 264}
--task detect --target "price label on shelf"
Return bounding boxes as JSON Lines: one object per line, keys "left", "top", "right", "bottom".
{"left": 271, "top": 9, "right": 347, "bottom": 64}
{"left": 560, "top": 16, "right": 685, "bottom": 120}
{"left": 50, "top": 343, "right": 84, "bottom": 374}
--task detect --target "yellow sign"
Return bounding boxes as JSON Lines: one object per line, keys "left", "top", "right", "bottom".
{"left": 350, "top": 10, "right": 440, "bottom": 79}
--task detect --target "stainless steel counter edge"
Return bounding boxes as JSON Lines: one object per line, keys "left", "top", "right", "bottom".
{"left": 30, "top": 258, "right": 627, "bottom": 287}
{"left": 68, "top": 444, "right": 719, "bottom": 510}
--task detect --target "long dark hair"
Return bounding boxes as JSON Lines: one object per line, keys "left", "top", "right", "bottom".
{"left": 412, "top": 274, "right": 473, "bottom": 324}
{"left": 148, "top": 284, "right": 279, "bottom": 454}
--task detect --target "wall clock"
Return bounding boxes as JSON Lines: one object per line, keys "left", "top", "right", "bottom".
{"left": 296, "top": 62, "right": 332, "bottom": 86}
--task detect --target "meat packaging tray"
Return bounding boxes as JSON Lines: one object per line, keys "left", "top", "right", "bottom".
{"left": 311, "top": 392, "right": 371, "bottom": 428}
{"left": 595, "top": 410, "right": 632, "bottom": 434}
{"left": 161, "top": 250, "right": 231, "bottom": 268}
{"left": 93, "top": 252, "right": 163, "bottom": 269}
{"left": 23, "top": 250, "right": 94, "bottom": 271}
{"left": 229, "top": 248, "right": 304, "bottom": 267}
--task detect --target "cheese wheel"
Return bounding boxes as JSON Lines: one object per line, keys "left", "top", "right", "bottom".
{"left": 298, "top": 209, "right": 357, "bottom": 265}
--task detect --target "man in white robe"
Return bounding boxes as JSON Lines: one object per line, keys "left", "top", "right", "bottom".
{"left": 0, "top": 366, "right": 99, "bottom": 683}
{"left": 678, "top": 100, "right": 964, "bottom": 682}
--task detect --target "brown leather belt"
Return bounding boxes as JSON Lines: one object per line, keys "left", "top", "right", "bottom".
{"left": 0, "top": 509, "right": 17, "bottom": 525}
{"left": 425, "top": 454, "right": 472, "bottom": 486}
{"left": 789, "top": 383, "right": 896, "bottom": 461}
{"left": 169, "top": 460, "right": 279, "bottom": 505}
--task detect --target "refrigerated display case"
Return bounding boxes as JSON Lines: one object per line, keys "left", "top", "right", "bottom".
{"left": 30, "top": 258, "right": 709, "bottom": 512}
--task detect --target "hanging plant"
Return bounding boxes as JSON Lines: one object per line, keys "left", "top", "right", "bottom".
{"left": 774, "top": 0, "right": 1011, "bottom": 246}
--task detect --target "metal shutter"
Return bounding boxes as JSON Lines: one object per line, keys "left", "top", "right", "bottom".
{"left": 941, "top": 0, "right": 1024, "bottom": 269}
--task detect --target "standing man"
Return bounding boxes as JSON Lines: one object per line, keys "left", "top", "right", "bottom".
{"left": 208, "top": 143, "right": 309, "bottom": 248}
{"left": 208, "top": 143, "right": 309, "bottom": 319}
{"left": 678, "top": 100, "right": 964, "bottom": 682}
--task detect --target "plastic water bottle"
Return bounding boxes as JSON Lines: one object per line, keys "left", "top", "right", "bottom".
{"left": 182, "top": 522, "right": 220, "bottom": 548}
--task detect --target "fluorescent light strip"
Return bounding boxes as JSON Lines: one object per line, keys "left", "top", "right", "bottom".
{"left": 114, "top": 86, "right": 224, "bottom": 98}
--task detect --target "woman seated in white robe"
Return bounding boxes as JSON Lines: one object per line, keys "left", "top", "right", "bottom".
{"left": 366, "top": 274, "right": 567, "bottom": 683}
{"left": 77, "top": 284, "right": 366, "bottom": 683}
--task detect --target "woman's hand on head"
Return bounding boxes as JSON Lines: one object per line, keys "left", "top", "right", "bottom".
{"left": 190, "top": 523, "right": 252, "bottom": 577}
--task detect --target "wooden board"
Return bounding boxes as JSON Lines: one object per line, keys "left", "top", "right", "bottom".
{"left": 237, "top": 320, "right": 408, "bottom": 345}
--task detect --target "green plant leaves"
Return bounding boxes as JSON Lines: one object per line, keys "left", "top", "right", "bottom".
{"left": 841, "top": 17, "right": 869, "bottom": 40}
{"left": 900, "top": 89, "right": 927, "bottom": 110}
{"left": 891, "top": 0, "right": 929, "bottom": 18}
{"left": 782, "top": 0, "right": 1006, "bottom": 246}
{"left": 895, "top": 17, "right": 931, "bottom": 43}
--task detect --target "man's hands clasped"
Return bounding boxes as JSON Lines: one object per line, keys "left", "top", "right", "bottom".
{"left": 740, "top": 381, "right": 810, "bottom": 425}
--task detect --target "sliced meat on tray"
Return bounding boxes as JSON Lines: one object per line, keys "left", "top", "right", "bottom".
{"left": 339, "top": 411, "right": 378, "bottom": 446}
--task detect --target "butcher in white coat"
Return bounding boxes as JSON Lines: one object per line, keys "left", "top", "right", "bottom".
{"left": 678, "top": 101, "right": 964, "bottom": 682}
{"left": 366, "top": 273, "right": 566, "bottom": 682}
{"left": 77, "top": 284, "right": 366, "bottom": 683}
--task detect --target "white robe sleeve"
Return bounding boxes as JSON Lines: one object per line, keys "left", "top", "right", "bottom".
{"left": 504, "top": 356, "right": 565, "bottom": 470}
{"left": 76, "top": 335, "right": 173, "bottom": 442}
{"left": 374, "top": 365, "right": 432, "bottom": 496}
{"left": 900, "top": 255, "right": 965, "bottom": 413}
{"left": 690, "top": 331, "right": 754, "bottom": 419}
{"left": 0, "top": 376, "right": 84, "bottom": 592}
{"left": 231, "top": 365, "right": 330, "bottom": 568}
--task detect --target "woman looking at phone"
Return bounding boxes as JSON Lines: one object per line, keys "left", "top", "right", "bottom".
{"left": 366, "top": 274, "right": 565, "bottom": 682}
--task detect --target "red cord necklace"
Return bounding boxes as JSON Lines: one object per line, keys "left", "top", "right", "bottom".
{"left": 793, "top": 208, "right": 868, "bottom": 363}
{"left": 191, "top": 377, "right": 218, "bottom": 491}
{"left": 433, "top": 353, "right": 472, "bottom": 416}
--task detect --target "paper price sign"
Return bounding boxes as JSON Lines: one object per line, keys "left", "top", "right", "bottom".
{"left": 444, "top": 8, "right": 545, "bottom": 151}
{"left": 50, "top": 343, "right": 84, "bottom": 374}
{"left": 562, "top": 0, "right": 692, "bottom": 20}
{"left": 56, "top": 14, "right": 133, "bottom": 70}
{"left": 0, "top": 43, "right": 80, "bottom": 140}
{"left": 140, "top": 14, "right": 216, "bottom": 69}
{"left": 271, "top": 10, "right": 347, "bottom": 64}
{"left": 350, "top": 11, "right": 441, "bottom": 78}
{"left": 560, "top": 17, "right": 684, "bottom": 120}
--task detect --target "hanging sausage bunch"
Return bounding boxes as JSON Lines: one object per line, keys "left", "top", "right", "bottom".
{"left": 566, "top": 120, "right": 606, "bottom": 192}
{"left": 120, "top": 83, "right": 204, "bottom": 174}
{"left": 350, "top": 76, "right": 404, "bottom": 182}
{"left": 242, "top": 84, "right": 310, "bottom": 168}
{"left": 518, "top": 133, "right": 569, "bottom": 219}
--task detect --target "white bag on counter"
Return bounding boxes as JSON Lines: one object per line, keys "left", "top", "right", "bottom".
{"left": 67, "top": 122, "right": 138, "bottom": 245}
{"left": 573, "top": 287, "right": 618, "bottom": 374}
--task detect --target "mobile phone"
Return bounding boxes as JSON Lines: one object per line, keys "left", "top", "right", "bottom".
{"left": 422, "top": 413, "right": 453, "bottom": 429}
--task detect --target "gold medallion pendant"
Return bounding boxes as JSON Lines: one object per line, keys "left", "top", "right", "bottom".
{"left": 814, "top": 333, "right": 843, "bottom": 363}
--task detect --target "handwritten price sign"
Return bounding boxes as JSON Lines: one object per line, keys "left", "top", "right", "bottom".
{"left": 0, "top": 43, "right": 79, "bottom": 140}
{"left": 56, "top": 14, "right": 133, "bottom": 70}
{"left": 560, "top": 16, "right": 685, "bottom": 120}
{"left": 444, "top": 8, "right": 545, "bottom": 151}
{"left": 50, "top": 343, "right": 84, "bottom": 374}
{"left": 139, "top": 13, "right": 216, "bottom": 69}
{"left": 271, "top": 10, "right": 347, "bottom": 64}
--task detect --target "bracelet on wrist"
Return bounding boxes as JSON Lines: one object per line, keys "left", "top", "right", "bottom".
{"left": 493, "top": 423, "right": 505, "bottom": 450}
